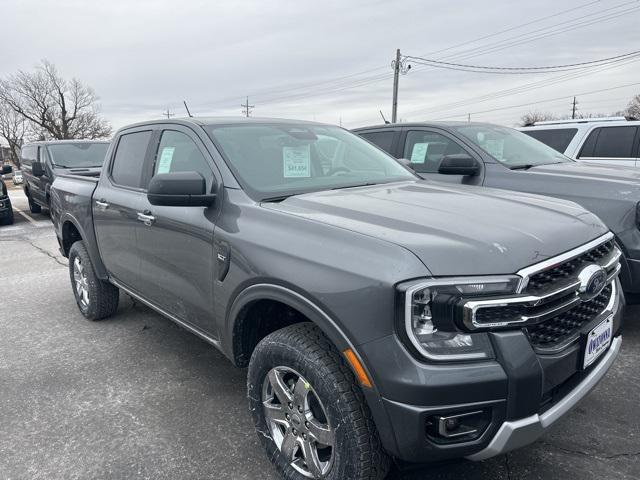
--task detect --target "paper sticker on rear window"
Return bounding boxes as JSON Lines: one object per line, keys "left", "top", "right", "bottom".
{"left": 283, "top": 145, "right": 311, "bottom": 178}
{"left": 157, "top": 147, "right": 175, "bottom": 174}
{"left": 410, "top": 143, "right": 428, "bottom": 163}
{"left": 483, "top": 139, "right": 504, "bottom": 160}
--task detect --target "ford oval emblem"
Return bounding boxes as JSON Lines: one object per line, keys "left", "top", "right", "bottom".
{"left": 577, "top": 264, "right": 607, "bottom": 300}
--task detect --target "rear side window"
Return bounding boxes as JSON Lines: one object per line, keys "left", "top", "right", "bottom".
{"left": 523, "top": 128, "right": 577, "bottom": 153}
{"left": 359, "top": 131, "right": 396, "bottom": 155}
{"left": 403, "top": 130, "right": 468, "bottom": 173}
{"left": 579, "top": 126, "right": 637, "bottom": 158}
{"left": 152, "top": 130, "right": 214, "bottom": 188}
{"left": 110, "top": 131, "right": 152, "bottom": 188}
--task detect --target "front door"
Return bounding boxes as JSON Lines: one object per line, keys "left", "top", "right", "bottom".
{"left": 402, "top": 129, "right": 484, "bottom": 185}
{"left": 93, "top": 129, "right": 153, "bottom": 289}
{"left": 135, "top": 127, "right": 218, "bottom": 334}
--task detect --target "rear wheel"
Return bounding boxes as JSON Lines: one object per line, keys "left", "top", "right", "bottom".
{"left": 68, "top": 241, "right": 119, "bottom": 320}
{"left": 248, "top": 323, "right": 390, "bottom": 480}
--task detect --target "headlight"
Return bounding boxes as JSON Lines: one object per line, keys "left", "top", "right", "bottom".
{"left": 401, "top": 276, "right": 520, "bottom": 361}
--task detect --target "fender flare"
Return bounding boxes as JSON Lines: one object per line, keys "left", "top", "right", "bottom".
{"left": 225, "top": 283, "right": 357, "bottom": 362}
{"left": 58, "top": 212, "right": 109, "bottom": 279}
{"left": 224, "top": 282, "right": 399, "bottom": 455}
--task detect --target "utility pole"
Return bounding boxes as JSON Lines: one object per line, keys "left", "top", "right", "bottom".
{"left": 391, "top": 49, "right": 411, "bottom": 124}
{"left": 391, "top": 49, "right": 401, "bottom": 123}
{"left": 571, "top": 96, "right": 578, "bottom": 119}
{"left": 162, "top": 108, "right": 174, "bottom": 119}
{"left": 468, "top": 113, "right": 471, "bottom": 122}
{"left": 241, "top": 96, "right": 254, "bottom": 117}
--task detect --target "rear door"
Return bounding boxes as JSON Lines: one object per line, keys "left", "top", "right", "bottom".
{"left": 93, "top": 128, "right": 153, "bottom": 289}
{"left": 576, "top": 126, "right": 639, "bottom": 167}
{"left": 135, "top": 126, "right": 219, "bottom": 334}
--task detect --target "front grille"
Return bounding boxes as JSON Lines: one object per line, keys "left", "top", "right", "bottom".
{"left": 526, "top": 240, "right": 615, "bottom": 293}
{"left": 526, "top": 285, "right": 611, "bottom": 348}
{"left": 464, "top": 235, "right": 620, "bottom": 351}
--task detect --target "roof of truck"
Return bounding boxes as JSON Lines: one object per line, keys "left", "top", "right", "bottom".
{"left": 120, "top": 116, "right": 327, "bottom": 131}
{"left": 351, "top": 121, "right": 500, "bottom": 131}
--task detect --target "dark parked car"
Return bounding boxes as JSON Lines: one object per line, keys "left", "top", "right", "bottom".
{"left": 354, "top": 122, "right": 640, "bottom": 302}
{"left": 51, "top": 117, "right": 623, "bottom": 480}
{"left": 21, "top": 140, "right": 109, "bottom": 214}
{"left": 0, "top": 178, "right": 14, "bottom": 225}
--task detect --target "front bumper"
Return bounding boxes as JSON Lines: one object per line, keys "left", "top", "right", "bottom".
{"left": 467, "top": 335, "right": 621, "bottom": 460}
{"left": 357, "top": 279, "right": 624, "bottom": 463}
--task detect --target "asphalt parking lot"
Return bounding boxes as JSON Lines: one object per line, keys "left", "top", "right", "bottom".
{"left": 1, "top": 187, "right": 639, "bottom": 480}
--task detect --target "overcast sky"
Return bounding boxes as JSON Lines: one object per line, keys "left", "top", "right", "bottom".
{"left": 1, "top": 0, "right": 639, "bottom": 131}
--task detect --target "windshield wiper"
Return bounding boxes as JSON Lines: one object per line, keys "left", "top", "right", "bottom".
{"left": 509, "top": 164, "right": 536, "bottom": 170}
{"left": 261, "top": 194, "right": 297, "bottom": 203}
{"left": 331, "top": 182, "right": 378, "bottom": 191}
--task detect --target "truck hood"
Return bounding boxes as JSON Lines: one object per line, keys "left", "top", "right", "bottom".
{"left": 263, "top": 180, "right": 607, "bottom": 276}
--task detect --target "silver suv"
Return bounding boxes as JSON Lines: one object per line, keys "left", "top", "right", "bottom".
{"left": 520, "top": 117, "right": 640, "bottom": 168}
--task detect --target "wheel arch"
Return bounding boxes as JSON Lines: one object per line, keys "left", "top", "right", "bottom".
{"left": 58, "top": 213, "right": 109, "bottom": 279}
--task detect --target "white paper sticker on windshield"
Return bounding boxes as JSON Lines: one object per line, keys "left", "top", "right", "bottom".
{"left": 483, "top": 139, "right": 504, "bottom": 160}
{"left": 283, "top": 145, "right": 311, "bottom": 178}
{"left": 157, "top": 147, "right": 175, "bottom": 174}
{"left": 410, "top": 143, "right": 428, "bottom": 163}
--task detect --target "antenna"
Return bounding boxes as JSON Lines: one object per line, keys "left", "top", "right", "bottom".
{"left": 183, "top": 100, "right": 193, "bottom": 117}
{"left": 379, "top": 110, "right": 390, "bottom": 124}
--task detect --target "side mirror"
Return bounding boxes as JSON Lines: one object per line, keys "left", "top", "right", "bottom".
{"left": 438, "top": 154, "right": 480, "bottom": 176}
{"left": 396, "top": 158, "right": 416, "bottom": 171}
{"left": 147, "top": 171, "right": 216, "bottom": 207}
{"left": 32, "top": 161, "right": 45, "bottom": 177}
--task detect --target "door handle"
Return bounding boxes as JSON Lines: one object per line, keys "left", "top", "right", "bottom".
{"left": 137, "top": 212, "right": 156, "bottom": 226}
{"left": 95, "top": 200, "right": 109, "bottom": 210}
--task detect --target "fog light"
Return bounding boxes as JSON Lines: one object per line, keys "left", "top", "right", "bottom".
{"left": 426, "top": 409, "right": 491, "bottom": 443}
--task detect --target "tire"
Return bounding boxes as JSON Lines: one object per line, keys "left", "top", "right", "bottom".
{"left": 1, "top": 210, "right": 14, "bottom": 225}
{"left": 68, "top": 241, "right": 119, "bottom": 320}
{"left": 28, "top": 195, "right": 41, "bottom": 214}
{"left": 248, "top": 323, "right": 390, "bottom": 480}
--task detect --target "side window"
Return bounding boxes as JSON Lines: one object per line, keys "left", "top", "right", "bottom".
{"left": 39, "top": 146, "right": 51, "bottom": 165}
{"left": 579, "top": 127, "right": 637, "bottom": 158}
{"left": 403, "top": 130, "right": 468, "bottom": 173}
{"left": 359, "top": 131, "right": 396, "bottom": 155}
{"left": 152, "top": 130, "right": 214, "bottom": 188}
{"left": 21, "top": 145, "right": 37, "bottom": 164}
{"left": 111, "top": 131, "right": 152, "bottom": 188}
{"left": 523, "top": 128, "right": 577, "bottom": 153}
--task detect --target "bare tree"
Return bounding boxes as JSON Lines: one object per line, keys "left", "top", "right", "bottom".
{"left": 520, "top": 111, "right": 556, "bottom": 127}
{"left": 625, "top": 94, "right": 640, "bottom": 119}
{"left": 0, "top": 103, "right": 27, "bottom": 168}
{"left": 0, "top": 60, "right": 111, "bottom": 140}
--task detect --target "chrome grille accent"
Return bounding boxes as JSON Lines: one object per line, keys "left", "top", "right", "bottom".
{"left": 463, "top": 233, "right": 620, "bottom": 349}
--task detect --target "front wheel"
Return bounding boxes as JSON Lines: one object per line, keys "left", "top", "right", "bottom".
{"left": 248, "top": 323, "right": 390, "bottom": 480}
{"left": 28, "top": 195, "right": 41, "bottom": 214}
{"left": 68, "top": 241, "right": 119, "bottom": 320}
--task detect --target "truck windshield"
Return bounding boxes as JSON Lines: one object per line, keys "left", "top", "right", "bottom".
{"left": 451, "top": 125, "right": 572, "bottom": 169}
{"left": 47, "top": 143, "right": 109, "bottom": 168}
{"left": 204, "top": 123, "right": 415, "bottom": 200}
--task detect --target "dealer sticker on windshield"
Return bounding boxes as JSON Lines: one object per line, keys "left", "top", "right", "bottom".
{"left": 583, "top": 315, "right": 613, "bottom": 369}
{"left": 283, "top": 145, "right": 311, "bottom": 178}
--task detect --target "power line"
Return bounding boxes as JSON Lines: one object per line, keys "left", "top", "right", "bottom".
{"left": 404, "top": 50, "right": 640, "bottom": 74}
{"left": 433, "top": 81, "right": 640, "bottom": 120}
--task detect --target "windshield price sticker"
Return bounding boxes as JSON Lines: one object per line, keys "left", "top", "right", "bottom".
{"left": 283, "top": 145, "right": 311, "bottom": 178}
{"left": 410, "top": 143, "right": 428, "bottom": 163}
{"left": 157, "top": 147, "right": 175, "bottom": 174}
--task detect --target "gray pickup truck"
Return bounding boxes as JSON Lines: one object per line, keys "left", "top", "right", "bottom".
{"left": 354, "top": 122, "right": 640, "bottom": 303}
{"left": 51, "top": 117, "right": 623, "bottom": 480}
